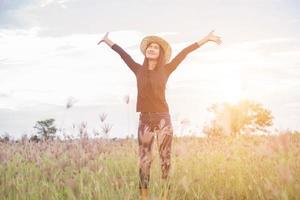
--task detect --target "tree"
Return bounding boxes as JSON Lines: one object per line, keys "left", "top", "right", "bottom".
{"left": 33, "top": 118, "right": 57, "bottom": 141}
{"left": 204, "top": 99, "right": 273, "bottom": 137}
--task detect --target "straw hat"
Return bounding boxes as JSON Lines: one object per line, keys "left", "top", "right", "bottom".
{"left": 140, "top": 35, "right": 172, "bottom": 63}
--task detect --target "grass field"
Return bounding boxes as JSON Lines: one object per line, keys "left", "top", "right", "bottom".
{"left": 1, "top": 133, "right": 299, "bottom": 200}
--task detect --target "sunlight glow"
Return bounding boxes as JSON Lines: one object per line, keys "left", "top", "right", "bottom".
{"left": 218, "top": 77, "right": 244, "bottom": 104}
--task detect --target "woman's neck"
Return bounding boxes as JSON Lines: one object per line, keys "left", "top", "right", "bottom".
{"left": 147, "top": 59, "right": 157, "bottom": 70}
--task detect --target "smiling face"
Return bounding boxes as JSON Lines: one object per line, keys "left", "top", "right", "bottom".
{"left": 145, "top": 42, "right": 160, "bottom": 60}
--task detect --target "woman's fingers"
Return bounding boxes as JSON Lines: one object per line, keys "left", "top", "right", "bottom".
{"left": 206, "top": 30, "right": 222, "bottom": 45}
{"left": 97, "top": 32, "right": 109, "bottom": 45}
{"left": 218, "top": 36, "right": 222, "bottom": 44}
{"left": 211, "top": 36, "right": 222, "bottom": 45}
{"left": 97, "top": 39, "right": 103, "bottom": 45}
{"left": 204, "top": 30, "right": 222, "bottom": 44}
{"left": 213, "top": 35, "right": 222, "bottom": 45}
{"left": 215, "top": 38, "right": 221, "bottom": 44}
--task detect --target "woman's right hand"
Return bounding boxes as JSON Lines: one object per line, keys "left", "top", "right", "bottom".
{"left": 97, "top": 32, "right": 109, "bottom": 45}
{"left": 204, "top": 30, "right": 222, "bottom": 45}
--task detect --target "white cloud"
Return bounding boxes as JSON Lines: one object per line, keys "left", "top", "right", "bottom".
{"left": 40, "top": 0, "right": 75, "bottom": 8}
{"left": 0, "top": 28, "right": 143, "bottom": 110}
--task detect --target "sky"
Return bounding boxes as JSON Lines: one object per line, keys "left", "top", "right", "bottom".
{"left": 0, "top": 0, "right": 300, "bottom": 139}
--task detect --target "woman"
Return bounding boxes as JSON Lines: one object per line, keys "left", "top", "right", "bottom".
{"left": 98, "top": 31, "right": 222, "bottom": 199}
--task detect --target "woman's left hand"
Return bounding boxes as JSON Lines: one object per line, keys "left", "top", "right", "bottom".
{"left": 205, "top": 30, "right": 222, "bottom": 45}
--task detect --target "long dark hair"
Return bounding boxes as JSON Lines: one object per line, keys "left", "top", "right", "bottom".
{"left": 142, "top": 42, "right": 166, "bottom": 72}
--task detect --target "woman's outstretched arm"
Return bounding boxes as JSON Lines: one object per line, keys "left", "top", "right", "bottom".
{"left": 164, "top": 30, "right": 222, "bottom": 76}
{"left": 98, "top": 32, "right": 139, "bottom": 75}
{"left": 164, "top": 41, "right": 202, "bottom": 76}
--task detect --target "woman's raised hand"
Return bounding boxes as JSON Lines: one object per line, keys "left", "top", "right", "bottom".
{"left": 205, "top": 30, "right": 222, "bottom": 45}
{"left": 97, "top": 32, "right": 109, "bottom": 45}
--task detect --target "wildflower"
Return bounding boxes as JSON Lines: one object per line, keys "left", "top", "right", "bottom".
{"left": 66, "top": 96, "right": 77, "bottom": 109}
{"left": 99, "top": 112, "right": 108, "bottom": 123}
{"left": 123, "top": 94, "right": 130, "bottom": 104}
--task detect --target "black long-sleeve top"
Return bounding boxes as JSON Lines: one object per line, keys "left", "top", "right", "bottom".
{"left": 111, "top": 42, "right": 200, "bottom": 113}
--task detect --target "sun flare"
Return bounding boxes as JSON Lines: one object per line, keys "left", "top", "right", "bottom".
{"left": 218, "top": 77, "right": 245, "bottom": 104}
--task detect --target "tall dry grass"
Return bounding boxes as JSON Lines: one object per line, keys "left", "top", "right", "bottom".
{"left": 0, "top": 132, "right": 300, "bottom": 199}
